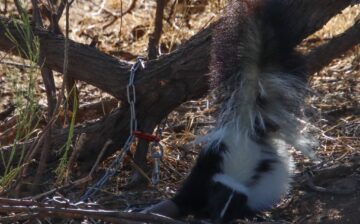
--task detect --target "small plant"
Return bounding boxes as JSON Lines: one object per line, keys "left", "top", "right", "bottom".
{"left": 0, "top": 6, "right": 41, "bottom": 188}
{"left": 55, "top": 88, "right": 78, "bottom": 183}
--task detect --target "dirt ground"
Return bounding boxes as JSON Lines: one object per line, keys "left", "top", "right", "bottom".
{"left": 0, "top": 1, "right": 359, "bottom": 223}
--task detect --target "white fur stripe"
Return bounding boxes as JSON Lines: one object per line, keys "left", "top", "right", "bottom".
{"left": 213, "top": 173, "right": 249, "bottom": 196}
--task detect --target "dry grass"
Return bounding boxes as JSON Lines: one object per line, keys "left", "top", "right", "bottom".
{"left": 0, "top": 1, "right": 359, "bottom": 223}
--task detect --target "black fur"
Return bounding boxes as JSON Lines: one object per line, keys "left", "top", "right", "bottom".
{"left": 172, "top": 142, "right": 226, "bottom": 217}
{"left": 171, "top": 0, "right": 311, "bottom": 222}
{"left": 210, "top": 0, "right": 307, "bottom": 98}
{"left": 207, "top": 182, "right": 254, "bottom": 222}
{"left": 172, "top": 142, "right": 257, "bottom": 221}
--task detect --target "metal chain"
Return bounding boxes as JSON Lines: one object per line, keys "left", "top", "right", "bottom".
{"left": 150, "top": 126, "right": 164, "bottom": 185}
{"left": 127, "top": 58, "right": 144, "bottom": 135}
{"left": 80, "top": 58, "right": 144, "bottom": 201}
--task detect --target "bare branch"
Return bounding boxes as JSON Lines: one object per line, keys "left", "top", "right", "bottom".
{"left": 62, "top": 0, "right": 78, "bottom": 112}
{"left": 275, "top": 0, "right": 356, "bottom": 48}
{"left": 0, "top": 197, "right": 186, "bottom": 224}
{"left": 96, "top": 0, "right": 137, "bottom": 17}
{"left": 148, "top": 0, "right": 167, "bottom": 60}
{"left": 306, "top": 16, "right": 360, "bottom": 74}
{"left": 56, "top": 0, "right": 67, "bottom": 21}
{"left": 0, "top": 0, "right": 359, "bottom": 175}
{"left": 101, "top": 0, "right": 138, "bottom": 30}
{"left": 40, "top": 67, "right": 57, "bottom": 118}
{"left": 31, "top": 0, "right": 58, "bottom": 119}
{"left": 32, "top": 128, "right": 51, "bottom": 193}
{"left": 31, "top": 0, "right": 43, "bottom": 27}
{"left": 0, "top": 1, "right": 356, "bottom": 103}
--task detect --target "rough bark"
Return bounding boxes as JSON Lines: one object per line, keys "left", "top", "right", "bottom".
{"left": 0, "top": 0, "right": 359, "bottom": 173}
{"left": 277, "top": 0, "right": 357, "bottom": 48}
{"left": 306, "top": 15, "right": 360, "bottom": 74}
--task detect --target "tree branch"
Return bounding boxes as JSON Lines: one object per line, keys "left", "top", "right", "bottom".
{"left": 0, "top": 1, "right": 357, "bottom": 103}
{"left": 275, "top": 0, "right": 357, "bottom": 48}
{"left": 306, "top": 16, "right": 360, "bottom": 74}
{"left": 148, "top": 0, "right": 166, "bottom": 59}
{"left": 0, "top": 0, "right": 359, "bottom": 174}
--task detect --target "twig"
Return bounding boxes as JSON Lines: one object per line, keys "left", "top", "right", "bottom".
{"left": 95, "top": 0, "right": 137, "bottom": 17}
{"left": 304, "top": 171, "right": 357, "bottom": 195}
{"left": 102, "top": 15, "right": 119, "bottom": 30}
{"left": 31, "top": 0, "right": 43, "bottom": 27}
{"left": 0, "top": 213, "right": 39, "bottom": 223}
{"left": 27, "top": 176, "right": 91, "bottom": 200}
{"left": 0, "top": 60, "right": 34, "bottom": 68}
{"left": 165, "top": 0, "right": 177, "bottom": 25}
{"left": 0, "top": 197, "right": 187, "bottom": 224}
{"left": 304, "top": 172, "right": 329, "bottom": 193}
{"left": 129, "top": 159, "right": 152, "bottom": 184}
{"left": 40, "top": 0, "right": 63, "bottom": 33}
{"left": 56, "top": 0, "right": 67, "bottom": 22}
{"left": 66, "top": 133, "right": 88, "bottom": 182}
{"left": 32, "top": 128, "right": 52, "bottom": 194}
{"left": 29, "top": 0, "right": 56, "bottom": 194}
{"left": 40, "top": 67, "right": 57, "bottom": 118}
{"left": 62, "top": 0, "right": 78, "bottom": 116}
{"left": 22, "top": 126, "right": 48, "bottom": 168}
{"left": 29, "top": 1, "right": 58, "bottom": 119}
{"left": 27, "top": 139, "right": 112, "bottom": 200}
{"left": 100, "top": 0, "right": 138, "bottom": 30}
{"left": 89, "top": 139, "right": 113, "bottom": 177}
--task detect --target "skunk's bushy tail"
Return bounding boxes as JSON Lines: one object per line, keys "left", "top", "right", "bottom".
{"left": 209, "top": 0, "right": 315, "bottom": 157}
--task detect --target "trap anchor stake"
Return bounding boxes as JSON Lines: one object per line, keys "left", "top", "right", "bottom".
{"left": 133, "top": 128, "right": 164, "bottom": 185}
{"left": 80, "top": 58, "right": 144, "bottom": 201}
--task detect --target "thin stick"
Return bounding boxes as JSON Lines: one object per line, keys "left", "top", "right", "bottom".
{"left": 27, "top": 139, "right": 112, "bottom": 200}
{"left": 32, "top": 128, "right": 52, "bottom": 194}
{"left": 31, "top": 0, "right": 43, "bottom": 27}
{"left": 0, "top": 197, "right": 186, "bottom": 224}
{"left": 56, "top": 0, "right": 67, "bottom": 22}
{"left": 0, "top": 213, "right": 39, "bottom": 223}
{"left": 89, "top": 139, "right": 113, "bottom": 176}
{"left": 65, "top": 133, "right": 88, "bottom": 183}
{"left": 63, "top": 0, "right": 78, "bottom": 115}
{"left": 129, "top": 159, "right": 152, "bottom": 184}
{"left": 101, "top": 0, "right": 138, "bottom": 30}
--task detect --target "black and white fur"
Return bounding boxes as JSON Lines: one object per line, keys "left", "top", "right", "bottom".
{"left": 167, "top": 0, "right": 316, "bottom": 222}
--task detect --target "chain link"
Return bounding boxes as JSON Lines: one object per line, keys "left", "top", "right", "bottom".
{"left": 127, "top": 57, "right": 144, "bottom": 135}
{"left": 150, "top": 127, "right": 164, "bottom": 185}
{"left": 80, "top": 58, "right": 144, "bottom": 202}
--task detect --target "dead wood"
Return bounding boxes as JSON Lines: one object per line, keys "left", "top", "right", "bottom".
{"left": 40, "top": 67, "right": 57, "bottom": 118}
{"left": 31, "top": 0, "right": 55, "bottom": 192}
{"left": 0, "top": 0, "right": 359, "bottom": 176}
{"left": 276, "top": 0, "right": 358, "bottom": 48}
{"left": 306, "top": 15, "right": 360, "bottom": 74}
{"left": 148, "top": 0, "right": 167, "bottom": 60}
{"left": 0, "top": 197, "right": 186, "bottom": 224}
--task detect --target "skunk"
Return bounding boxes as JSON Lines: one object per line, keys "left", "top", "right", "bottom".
{"left": 146, "top": 0, "right": 315, "bottom": 222}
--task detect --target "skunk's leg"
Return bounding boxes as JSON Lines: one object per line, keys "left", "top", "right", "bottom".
{"left": 171, "top": 142, "right": 227, "bottom": 217}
